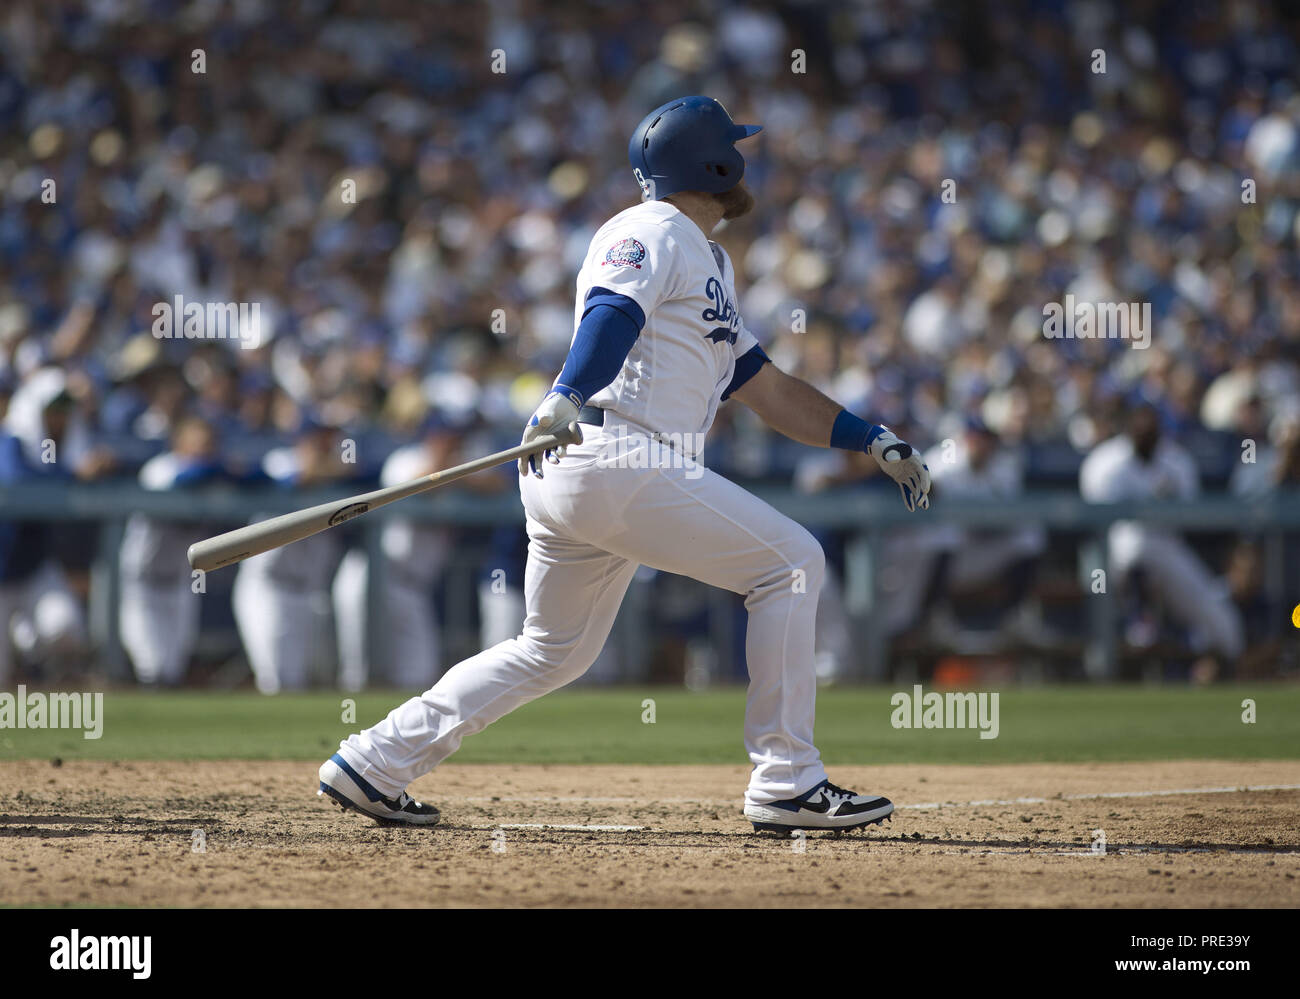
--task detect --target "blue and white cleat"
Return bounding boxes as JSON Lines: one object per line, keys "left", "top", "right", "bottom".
{"left": 744, "top": 780, "right": 893, "bottom": 833}
{"left": 318, "top": 753, "right": 440, "bottom": 827}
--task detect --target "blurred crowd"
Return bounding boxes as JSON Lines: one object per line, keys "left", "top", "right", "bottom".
{"left": 1, "top": 0, "right": 1298, "bottom": 688}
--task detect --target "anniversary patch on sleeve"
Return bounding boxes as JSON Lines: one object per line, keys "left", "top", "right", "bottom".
{"left": 602, "top": 237, "right": 646, "bottom": 269}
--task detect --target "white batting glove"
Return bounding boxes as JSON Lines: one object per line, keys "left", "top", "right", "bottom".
{"left": 868, "top": 426, "right": 931, "bottom": 511}
{"left": 519, "top": 389, "right": 584, "bottom": 478}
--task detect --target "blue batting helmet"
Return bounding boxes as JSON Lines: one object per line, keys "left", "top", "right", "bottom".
{"left": 627, "top": 96, "right": 762, "bottom": 201}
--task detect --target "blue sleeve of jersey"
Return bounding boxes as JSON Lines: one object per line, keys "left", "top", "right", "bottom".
{"left": 721, "top": 343, "right": 770, "bottom": 401}
{"left": 171, "top": 459, "right": 227, "bottom": 488}
{"left": 0, "top": 435, "right": 27, "bottom": 484}
{"left": 552, "top": 288, "right": 645, "bottom": 407}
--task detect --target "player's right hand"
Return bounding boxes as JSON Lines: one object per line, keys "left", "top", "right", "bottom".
{"left": 519, "top": 389, "right": 584, "bottom": 478}
{"left": 867, "top": 426, "right": 931, "bottom": 511}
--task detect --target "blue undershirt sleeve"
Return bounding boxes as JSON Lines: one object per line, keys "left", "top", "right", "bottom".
{"left": 552, "top": 288, "right": 645, "bottom": 407}
{"left": 721, "top": 343, "right": 770, "bottom": 401}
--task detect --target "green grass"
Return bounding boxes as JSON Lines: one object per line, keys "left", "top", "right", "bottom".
{"left": 1, "top": 685, "right": 1297, "bottom": 765}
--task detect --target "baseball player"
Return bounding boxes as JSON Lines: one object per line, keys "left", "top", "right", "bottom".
{"left": 320, "top": 97, "right": 931, "bottom": 831}
{"left": 119, "top": 416, "right": 236, "bottom": 686}
{"left": 332, "top": 412, "right": 481, "bottom": 691}
{"left": 0, "top": 370, "right": 96, "bottom": 684}
{"left": 233, "top": 418, "right": 365, "bottom": 694}
{"left": 1080, "top": 403, "right": 1243, "bottom": 666}
{"left": 0, "top": 416, "right": 84, "bottom": 687}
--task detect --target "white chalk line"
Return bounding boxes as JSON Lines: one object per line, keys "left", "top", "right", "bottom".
{"left": 462, "top": 783, "right": 1300, "bottom": 811}
{"left": 495, "top": 823, "right": 644, "bottom": 832}
{"left": 462, "top": 796, "right": 718, "bottom": 804}
{"left": 901, "top": 783, "right": 1300, "bottom": 811}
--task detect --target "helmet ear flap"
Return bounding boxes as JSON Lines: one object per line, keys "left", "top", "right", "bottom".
{"left": 703, "top": 148, "right": 746, "bottom": 191}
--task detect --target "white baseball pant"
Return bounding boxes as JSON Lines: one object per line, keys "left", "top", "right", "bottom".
{"left": 0, "top": 561, "right": 86, "bottom": 686}
{"left": 234, "top": 555, "right": 341, "bottom": 694}
{"left": 119, "top": 577, "right": 199, "bottom": 685}
{"left": 333, "top": 547, "right": 444, "bottom": 691}
{"left": 478, "top": 579, "right": 525, "bottom": 650}
{"left": 1109, "top": 524, "right": 1244, "bottom": 659}
{"left": 337, "top": 419, "right": 830, "bottom": 805}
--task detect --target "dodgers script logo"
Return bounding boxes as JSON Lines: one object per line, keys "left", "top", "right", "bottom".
{"left": 604, "top": 238, "right": 646, "bottom": 269}
{"left": 703, "top": 276, "right": 739, "bottom": 345}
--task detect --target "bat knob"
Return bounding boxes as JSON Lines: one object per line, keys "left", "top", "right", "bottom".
{"left": 558, "top": 421, "right": 584, "bottom": 447}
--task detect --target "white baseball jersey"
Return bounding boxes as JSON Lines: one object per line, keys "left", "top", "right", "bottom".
{"left": 575, "top": 200, "right": 760, "bottom": 440}
{"left": 376, "top": 443, "right": 452, "bottom": 586}
{"left": 1080, "top": 435, "right": 1198, "bottom": 504}
{"left": 120, "top": 453, "right": 202, "bottom": 585}
{"left": 1080, "top": 432, "right": 1199, "bottom": 560}
{"left": 237, "top": 447, "right": 345, "bottom": 586}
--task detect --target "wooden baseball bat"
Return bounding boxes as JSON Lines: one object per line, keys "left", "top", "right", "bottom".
{"left": 187, "top": 431, "right": 574, "bottom": 572}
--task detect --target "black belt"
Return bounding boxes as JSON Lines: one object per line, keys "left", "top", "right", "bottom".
{"left": 577, "top": 405, "right": 605, "bottom": 427}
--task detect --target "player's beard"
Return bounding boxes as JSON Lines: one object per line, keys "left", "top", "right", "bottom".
{"left": 715, "top": 182, "right": 755, "bottom": 220}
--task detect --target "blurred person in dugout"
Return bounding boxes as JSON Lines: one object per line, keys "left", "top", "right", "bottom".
{"left": 791, "top": 444, "right": 860, "bottom": 683}
{"left": 0, "top": 370, "right": 110, "bottom": 684}
{"left": 876, "top": 416, "right": 1048, "bottom": 645}
{"left": 334, "top": 409, "right": 516, "bottom": 690}
{"left": 233, "top": 416, "right": 367, "bottom": 694}
{"left": 119, "top": 416, "right": 262, "bottom": 686}
{"left": 1080, "top": 403, "right": 1244, "bottom": 679}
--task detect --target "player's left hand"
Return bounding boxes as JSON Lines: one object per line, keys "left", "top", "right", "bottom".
{"left": 519, "top": 389, "right": 584, "bottom": 477}
{"left": 867, "top": 426, "right": 931, "bottom": 511}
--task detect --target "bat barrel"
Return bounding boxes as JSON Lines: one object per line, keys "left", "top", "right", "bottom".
{"left": 186, "top": 431, "right": 573, "bottom": 572}
{"left": 186, "top": 508, "right": 342, "bottom": 571}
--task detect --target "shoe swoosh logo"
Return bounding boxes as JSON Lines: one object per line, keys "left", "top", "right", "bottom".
{"left": 799, "top": 793, "right": 831, "bottom": 814}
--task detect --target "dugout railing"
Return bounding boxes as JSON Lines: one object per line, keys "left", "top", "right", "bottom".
{"left": 1, "top": 482, "right": 1297, "bottom": 684}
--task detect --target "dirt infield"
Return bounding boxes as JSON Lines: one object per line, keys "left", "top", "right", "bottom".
{"left": 2, "top": 759, "right": 1298, "bottom": 908}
